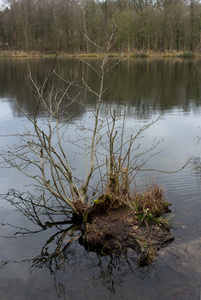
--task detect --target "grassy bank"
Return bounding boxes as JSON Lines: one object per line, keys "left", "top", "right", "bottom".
{"left": 0, "top": 50, "right": 198, "bottom": 59}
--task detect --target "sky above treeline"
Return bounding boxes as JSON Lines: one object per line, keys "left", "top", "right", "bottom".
{"left": 0, "top": 0, "right": 8, "bottom": 9}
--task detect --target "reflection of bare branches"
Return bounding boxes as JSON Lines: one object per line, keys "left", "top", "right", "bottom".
{"left": 31, "top": 224, "right": 80, "bottom": 273}
{"left": 1, "top": 189, "right": 73, "bottom": 235}
{"left": 0, "top": 189, "right": 158, "bottom": 298}
{"left": 30, "top": 233, "right": 154, "bottom": 297}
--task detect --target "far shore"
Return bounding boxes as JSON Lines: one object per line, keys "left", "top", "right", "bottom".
{"left": 0, "top": 50, "right": 200, "bottom": 59}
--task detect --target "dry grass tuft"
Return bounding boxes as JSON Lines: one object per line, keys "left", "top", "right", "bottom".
{"left": 132, "top": 183, "right": 171, "bottom": 217}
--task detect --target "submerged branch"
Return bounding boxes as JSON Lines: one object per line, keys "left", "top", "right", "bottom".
{"left": 140, "top": 157, "right": 192, "bottom": 173}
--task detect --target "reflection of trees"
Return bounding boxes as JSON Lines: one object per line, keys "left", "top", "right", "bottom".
{"left": 191, "top": 134, "right": 201, "bottom": 178}
{"left": 1, "top": 58, "right": 201, "bottom": 120}
{"left": 1, "top": 189, "right": 154, "bottom": 299}
{"left": 30, "top": 235, "right": 152, "bottom": 298}
{"left": 30, "top": 232, "right": 152, "bottom": 298}
{"left": 191, "top": 156, "right": 201, "bottom": 178}
{"left": 0, "top": 58, "right": 85, "bottom": 119}
{"left": 104, "top": 58, "right": 201, "bottom": 114}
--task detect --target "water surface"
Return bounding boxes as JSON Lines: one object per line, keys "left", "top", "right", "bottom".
{"left": 0, "top": 57, "right": 201, "bottom": 299}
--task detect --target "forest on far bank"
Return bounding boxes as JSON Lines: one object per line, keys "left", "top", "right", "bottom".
{"left": 0, "top": 0, "right": 201, "bottom": 53}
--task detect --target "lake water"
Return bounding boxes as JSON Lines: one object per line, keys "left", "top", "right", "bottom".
{"left": 0, "top": 57, "right": 201, "bottom": 299}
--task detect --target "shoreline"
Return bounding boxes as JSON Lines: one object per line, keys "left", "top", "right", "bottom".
{"left": 0, "top": 50, "right": 199, "bottom": 59}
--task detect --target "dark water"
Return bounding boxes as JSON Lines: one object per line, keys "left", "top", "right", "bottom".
{"left": 1, "top": 57, "right": 201, "bottom": 299}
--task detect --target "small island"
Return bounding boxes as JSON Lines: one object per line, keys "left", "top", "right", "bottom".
{"left": 73, "top": 183, "right": 173, "bottom": 267}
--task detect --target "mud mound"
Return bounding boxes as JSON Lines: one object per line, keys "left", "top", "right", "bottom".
{"left": 78, "top": 187, "right": 174, "bottom": 266}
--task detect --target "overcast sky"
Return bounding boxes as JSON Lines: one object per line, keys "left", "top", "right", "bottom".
{"left": 0, "top": 0, "right": 7, "bottom": 9}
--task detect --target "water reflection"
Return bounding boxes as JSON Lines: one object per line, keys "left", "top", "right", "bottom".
{"left": 104, "top": 58, "right": 201, "bottom": 114}
{"left": 1, "top": 189, "right": 158, "bottom": 299}
{"left": 2, "top": 191, "right": 200, "bottom": 300}
{"left": 0, "top": 58, "right": 85, "bottom": 119}
{"left": 1, "top": 57, "right": 201, "bottom": 299}
{"left": 1, "top": 58, "right": 201, "bottom": 119}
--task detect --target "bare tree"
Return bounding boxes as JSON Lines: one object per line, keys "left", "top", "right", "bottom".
{"left": 0, "top": 31, "right": 190, "bottom": 217}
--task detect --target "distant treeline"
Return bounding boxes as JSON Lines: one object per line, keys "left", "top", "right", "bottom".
{"left": 0, "top": 0, "right": 201, "bottom": 53}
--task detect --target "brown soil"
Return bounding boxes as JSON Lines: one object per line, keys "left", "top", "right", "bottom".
{"left": 79, "top": 208, "right": 173, "bottom": 266}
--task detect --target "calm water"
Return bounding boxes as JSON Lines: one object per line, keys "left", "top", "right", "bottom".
{"left": 0, "top": 57, "right": 201, "bottom": 299}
